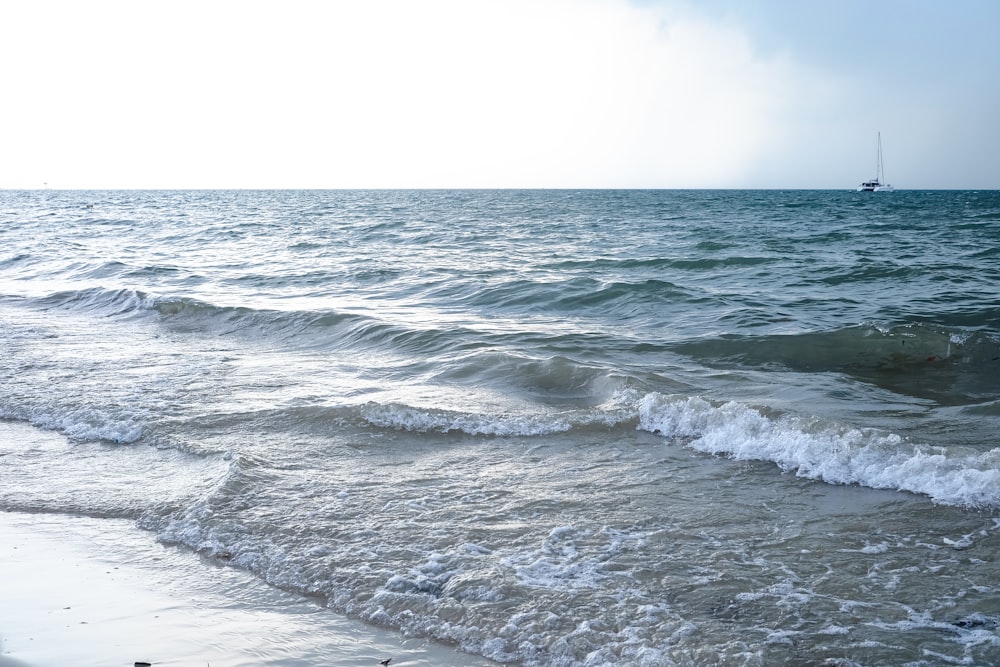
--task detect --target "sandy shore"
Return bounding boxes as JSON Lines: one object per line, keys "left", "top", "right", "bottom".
{"left": 0, "top": 511, "right": 499, "bottom": 667}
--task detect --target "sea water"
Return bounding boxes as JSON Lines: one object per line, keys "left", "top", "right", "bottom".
{"left": 1, "top": 189, "right": 998, "bottom": 666}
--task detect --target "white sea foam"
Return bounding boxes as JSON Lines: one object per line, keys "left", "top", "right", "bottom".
{"left": 637, "top": 393, "right": 1000, "bottom": 508}
{"left": 499, "top": 526, "right": 605, "bottom": 590}
{"left": 0, "top": 402, "right": 145, "bottom": 443}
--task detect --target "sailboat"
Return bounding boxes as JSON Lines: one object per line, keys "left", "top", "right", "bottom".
{"left": 857, "top": 132, "right": 894, "bottom": 192}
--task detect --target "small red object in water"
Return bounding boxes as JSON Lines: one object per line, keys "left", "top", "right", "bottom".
{"left": 927, "top": 356, "right": 936, "bottom": 362}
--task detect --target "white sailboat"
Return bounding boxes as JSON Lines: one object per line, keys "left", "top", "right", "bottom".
{"left": 857, "top": 132, "right": 894, "bottom": 192}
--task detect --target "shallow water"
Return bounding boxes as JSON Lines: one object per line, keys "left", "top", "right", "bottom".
{"left": 1, "top": 189, "right": 998, "bottom": 665}
{"left": 0, "top": 507, "right": 497, "bottom": 667}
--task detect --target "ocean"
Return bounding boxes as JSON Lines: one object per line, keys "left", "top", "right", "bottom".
{"left": 1, "top": 189, "right": 998, "bottom": 666}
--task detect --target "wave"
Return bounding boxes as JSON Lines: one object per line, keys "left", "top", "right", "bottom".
{"left": 19, "top": 286, "right": 667, "bottom": 370}
{"left": 0, "top": 399, "right": 147, "bottom": 445}
{"left": 196, "top": 390, "right": 1000, "bottom": 509}
{"left": 22, "top": 286, "right": 397, "bottom": 349}
{"left": 673, "top": 323, "right": 1000, "bottom": 404}
{"left": 430, "top": 352, "right": 665, "bottom": 405}
{"left": 638, "top": 393, "right": 1000, "bottom": 508}
{"left": 341, "top": 391, "right": 1000, "bottom": 507}
{"left": 31, "top": 286, "right": 156, "bottom": 318}
{"left": 359, "top": 398, "right": 636, "bottom": 437}
{"left": 0, "top": 252, "right": 31, "bottom": 269}
{"left": 6, "top": 354, "right": 996, "bottom": 508}
{"left": 816, "top": 262, "right": 927, "bottom": 285}
{"left": 547, "top": 255, "right": 776, "bottom": 273}
{"left": 416, "top": 275, "right": 702, "bottom": 323}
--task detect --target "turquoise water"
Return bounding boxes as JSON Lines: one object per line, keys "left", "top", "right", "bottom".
{"left": 2, "top": 189, "right": 999, "bottom": 665}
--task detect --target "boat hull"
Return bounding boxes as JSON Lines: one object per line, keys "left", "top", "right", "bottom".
{"left": 857, "top": 182, "right": 894, "bottom": 192}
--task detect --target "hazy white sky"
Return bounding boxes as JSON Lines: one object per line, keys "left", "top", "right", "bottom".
{"left": 3, "top": 0, "right": 998, "bottom": 189}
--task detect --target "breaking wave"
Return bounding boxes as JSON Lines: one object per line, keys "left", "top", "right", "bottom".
{"left": 638, "top": 393, "right": 1000, "bottom": 508}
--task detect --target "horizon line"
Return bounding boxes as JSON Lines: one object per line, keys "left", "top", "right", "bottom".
{"left": 4, "top": 186, "right": 998, "bottom": 192}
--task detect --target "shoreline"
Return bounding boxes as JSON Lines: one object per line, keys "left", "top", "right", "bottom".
{"left": 0, "top": 511, "right": 499, "bottom": 667}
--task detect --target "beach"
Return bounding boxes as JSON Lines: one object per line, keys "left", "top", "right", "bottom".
{"left": 0, "top": 508, "right": 497, "bottom": 667}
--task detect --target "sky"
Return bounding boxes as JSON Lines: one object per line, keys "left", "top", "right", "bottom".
{"left": 2, "top": 0, "right": 998, "bottom": 189}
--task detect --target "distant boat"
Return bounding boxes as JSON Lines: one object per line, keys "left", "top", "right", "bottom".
{"left": 857, "top": 132, "right": 894, "bottom": 192}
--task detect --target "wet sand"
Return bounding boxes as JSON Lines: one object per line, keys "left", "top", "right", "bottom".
{"left": 0, "top": 511, "right": 499, "bottom": 667}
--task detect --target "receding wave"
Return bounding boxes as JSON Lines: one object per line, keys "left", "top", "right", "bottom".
{"left": 0, "top": 420, "right": 229, "bottom": 519}
{"left": 638, "top": 393, "right": 1000, "bottom": 508}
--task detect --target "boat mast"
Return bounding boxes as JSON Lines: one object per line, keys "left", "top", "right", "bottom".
{"left": 876, "top": 132, "right": 885, "bottom": 184}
